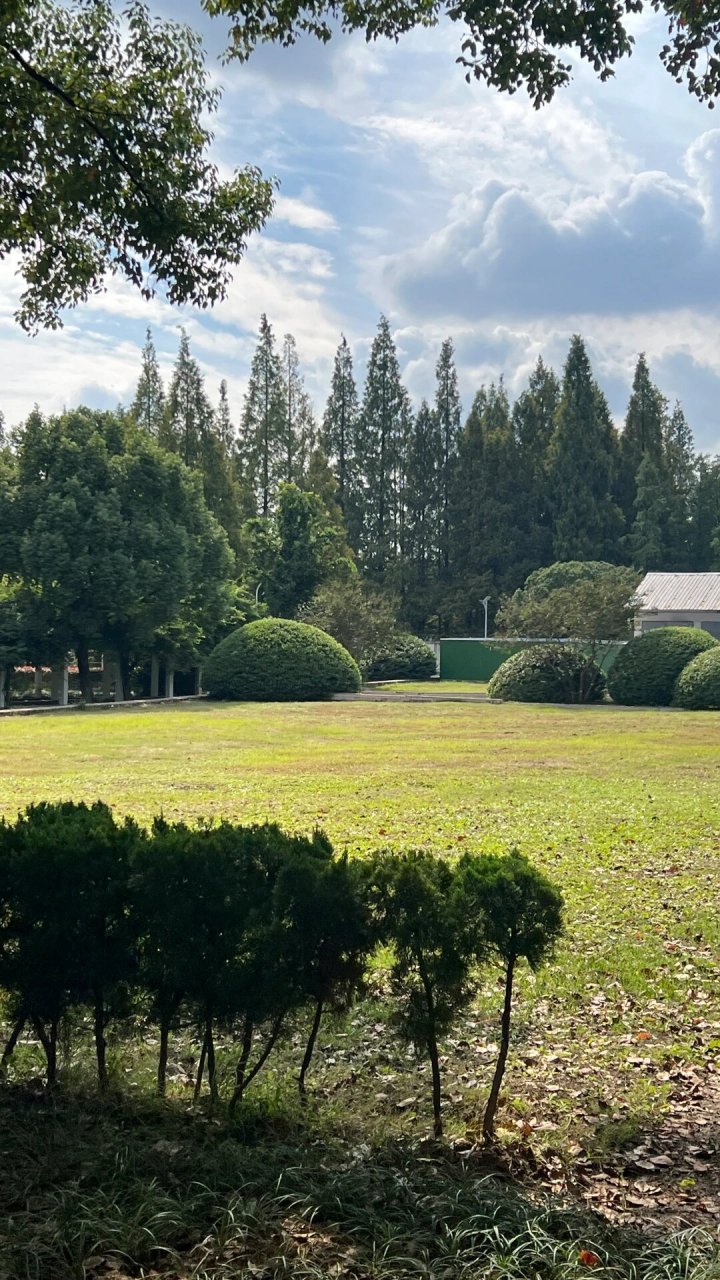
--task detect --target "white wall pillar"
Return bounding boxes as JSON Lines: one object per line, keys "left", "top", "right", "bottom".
{"left": 150, "top": 656, "right": 160, "bottom": 699}
{"left": 164, "top": 665, "right": 175, "bottom": 699}
{"left": 0, "top": 666, "right": 6, "bottom": 710}
{"left": 33, "top": 667, "right": 44, "bottom": 695}
{"left": 50, "top": 664, "right": 69, "bottom": 706}
{"left": 194, "top": 666, "right": 203, "bottom": 695}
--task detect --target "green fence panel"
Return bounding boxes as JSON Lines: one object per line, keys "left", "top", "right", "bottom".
{"left": 439, "top": 639, "right": 625, "bottom": 681}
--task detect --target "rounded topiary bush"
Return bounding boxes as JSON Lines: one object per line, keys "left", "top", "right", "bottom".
{"left": 363, "top": 633, "right": 436, "bottom": 682}
{"left": 487, "top": 644, "right": 606, "bottom": 704}
{"left": 607, "top": 626, "right": 718, "bottom": 706}
{"left": 205, "top": 618, "right": 361, "bottom": 701}
{"left": 673, "top": 646, "right": 720, "bottom": 710}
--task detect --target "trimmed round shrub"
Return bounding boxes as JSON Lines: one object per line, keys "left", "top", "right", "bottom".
{"left": 607, "top": 626, "right": 718, "bottom": 706}
{"left": 487, "top": 644, "right": 606, "bottom": 704}
{"left": 673, "top": 646, "right": 720, "bottom": 710}
{"left": 363, "top": 633, "right": 436, "bottom": 682}
{"left": 205, "top": 618, "right": 361, "bottom": 701}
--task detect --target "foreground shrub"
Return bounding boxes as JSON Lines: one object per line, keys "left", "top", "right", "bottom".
{"left": 363, "top": 632, "right": 436, "bottom": 682}
{"left": 204, "top": 617, "right": 361, "bottom": 701}
{"left": 673, "top": 646, "right": 720, "bottom": 710}
{"left": 607, "top": 626, "right": 718, "bottom": 706}
{"left": 487, "top": 644, "right": 606, "bottom": 704}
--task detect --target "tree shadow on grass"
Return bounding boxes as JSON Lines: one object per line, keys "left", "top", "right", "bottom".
{"left": 0, "top": 1083, "right": 717, "bottom": 1280}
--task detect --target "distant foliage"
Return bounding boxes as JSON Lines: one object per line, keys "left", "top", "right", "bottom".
{"left": 204, "top": 617, "right": 361, "bottom": 701}
{"left": 673, "top": 647, "right": 720, "bottom": 710}
{"left": 488, "top": 644, "right": 606, "bottom": 704}
{"left": 363, "top": 633, "right": 436, "bottom": 682}
{"left": 607, "top": 626, "right": 718, "bottom": 706}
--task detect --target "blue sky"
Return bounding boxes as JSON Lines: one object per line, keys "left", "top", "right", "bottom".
{"left": 3, "top": 4, "right": 720, "bottom": 451}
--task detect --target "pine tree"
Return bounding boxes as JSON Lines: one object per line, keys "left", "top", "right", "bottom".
{"left": 691, "top": 456, "right": 720, "bottom": 570}
{"left": 404, "top": 400, "right": 441, "bottom": 620}
{"left": 132, "top": 328, "right": 165, "bottom": 436}
{"left": 663, "top": 401, "right": 696, "bottom": 569}
{"left": 322, "top": 335, "right": 359, "bottom": 529}
{"left": 512, "top": 357, "right": 559, "bottom": 572}
{"left": 434, "top": 339, "right": 461, "bottom": 577}
{"left": 216, "top": 380, "right": 235, "bottom": 454}
{"left": 160, "top": 329, "right": 214, "bottom": 467}
{"left": 547, "top": 336, "right": 622, "bottom": 562}
{"left": 617, "top": 354, "right": 667, "bottom": 523}
{"left": 357, "top": 316, "right": 407, "bottom": 578}
{"left": 238, "top": 314, "right": 285, "bottom": 517}
{"left": 627, "top": 454, "right": 669, "bottom": 570}
{"left": 281, "top": 334, "right": 315, "bottom": 485}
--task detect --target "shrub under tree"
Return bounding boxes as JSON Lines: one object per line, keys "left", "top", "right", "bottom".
{"left": 607, "top": 626, "right": 719, "bottom": 706}
{"left": 204, "top": 617, "right": 361, "bottom": 701}
{"left": 487, "top": 644, "right": 606, "bottom": 704}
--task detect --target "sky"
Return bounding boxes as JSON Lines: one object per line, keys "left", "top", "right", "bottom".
{"left": 4, "top": 4, "right": 720, "bottom": 452}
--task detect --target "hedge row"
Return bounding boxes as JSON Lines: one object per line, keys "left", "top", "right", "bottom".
{"left": 0, "top": 802, "right": 562, "bottom": 1138}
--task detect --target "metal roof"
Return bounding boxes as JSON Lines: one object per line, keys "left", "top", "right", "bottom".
{"left": 635, "top": 572, "right": 720, "bottom": 613}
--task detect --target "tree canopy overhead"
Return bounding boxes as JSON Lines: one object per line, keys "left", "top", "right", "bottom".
{"left": 0, "top": 0, "right": 274, "bottom": 330}
{"left": 207, "top": 0, "right": 720, "bottom": 107}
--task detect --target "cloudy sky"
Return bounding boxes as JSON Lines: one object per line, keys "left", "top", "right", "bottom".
{"left": 4, "top": 4, "right": 720, "bottom": 451}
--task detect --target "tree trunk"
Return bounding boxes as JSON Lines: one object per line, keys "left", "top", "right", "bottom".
{"left": 33, "top": 1017, "right": 59, "bottom": 1088}
{"left": 230, "top": 1014, "right": 284, "bottom": 1114}
{"left": 427, "top": 1028, "right": 443, "bottom": 1139}
{"left": 193, "top": 1029, "right": 208, "bottom": 1102}
{"left": 229, "top": 1017, "right": 254, "bottom": 1115}
{"left": 204, "top": 1017, "right": 217, "bottom": 1104}
{"left": 76, "top": 639, "right": 93, "bottom": 703}
{"left": 118, "top": 650, "right": 131, "bottom": 703}
{"left": 418, "top": 958, "right": 443, "bottom": 1138}
{"left": 157, "top": 1014, "right": 171, "bottom": 1097}
{"left": 483, "top": 956, "right": 516, "bottom": 1144}
{"left": 94, "top": 991, "right": 107, "bottom": 1090}
{"left": 0, "top": 1011, "right": 26, "bottom": 1074}
{"left": 299, "top": 998, "right": 324, "bottom": 1099}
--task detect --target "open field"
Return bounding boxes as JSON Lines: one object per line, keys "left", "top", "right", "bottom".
{"left": 2, "top": 699, "right": 720, "bottom": 1274}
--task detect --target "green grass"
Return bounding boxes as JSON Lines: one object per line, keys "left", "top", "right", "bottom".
{"left": 2, "top": 699, "right": 720, "bottom": 1274}
{"left": 372, "top": 680, "right": 489, "bottom": 694}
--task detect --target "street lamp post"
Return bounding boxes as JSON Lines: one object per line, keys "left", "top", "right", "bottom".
{"left": 482, "top": 595, "right": 491, "bottom": 640}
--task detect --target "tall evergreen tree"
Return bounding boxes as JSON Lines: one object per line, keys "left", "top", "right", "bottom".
{"left": 434, "top": 339, "right": 461, "bottom": 577}
{"left": 131, "top": 328, "right": 165, "bottom": 436}
{"left": 627, "top": 454, "right": 669, "bottom": 570}
{"left": 691, "top": 456, "right": 720, "bottom": 571}
{"left": 617, "top": 354, "right": 667, "bottom": 523}
{"left": 281, "top": 334, "right": 315, "bottom": 485}
{"left": 322, "top": 335, "right": 359, "bottom": 529}
{"left": 357, "top": 316, "right": 407, "bottom": 578}
{"left": 512, "top": 357, "right": 560, "bottom": 572}
{"left": 663, "top": 401, "right": 696, "bottom": 569}
{"left": 160, "top": 330, "right": 214, "bottom": 467}
{"left": 216, "top": 380, "right": 235, "bottom": 454}
{"left": 547, "top": 336, "right": 622, "bottom": 562}
{"left": 404, "top": 400, "right": 441, "bottom": 624}
{"left": 238, "top": 314, "right": 285, "bottom": 517}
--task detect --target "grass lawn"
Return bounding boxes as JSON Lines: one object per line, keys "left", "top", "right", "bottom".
{"left": 372, "top": 679, "right": 489, "bottom": 694}
{"left": 2, "top": 698, "right": 720, "bottom": 1275}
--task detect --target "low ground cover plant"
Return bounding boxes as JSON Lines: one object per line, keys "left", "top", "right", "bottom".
{"left": 0, "top": 802, "right": 562, "bottom": 1140}
{"left": 607, "top": 625, "right": 718, "bottom": 706}
{"left": 204, "top": 617, "right": 361, "bottom": 700}
{"left": 487, "top": 644, "right": 606, "bottom": 704}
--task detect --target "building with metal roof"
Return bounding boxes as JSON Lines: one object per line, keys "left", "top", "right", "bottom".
{"left": 634, "top": 572, "right": 720, "bottom": 638}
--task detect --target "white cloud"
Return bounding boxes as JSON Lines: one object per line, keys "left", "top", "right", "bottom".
{"left": 273, "top": 194, "right": 338, "bottom": 231}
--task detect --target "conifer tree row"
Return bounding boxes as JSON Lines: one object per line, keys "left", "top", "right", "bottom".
{"left": 123, "top": 320, "right": 720, "bottom": 638}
